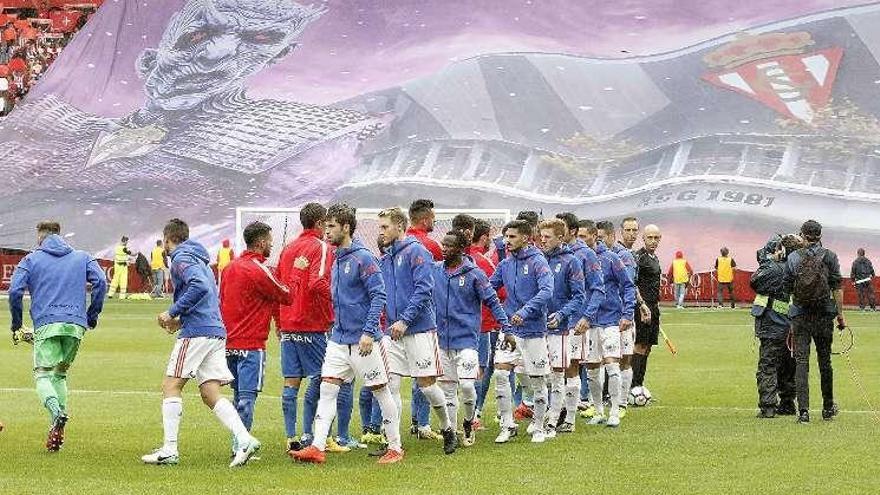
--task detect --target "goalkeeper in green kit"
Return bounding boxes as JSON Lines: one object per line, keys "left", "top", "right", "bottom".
{"left": 8, "top": 221, "right": 108, "bottom": 451}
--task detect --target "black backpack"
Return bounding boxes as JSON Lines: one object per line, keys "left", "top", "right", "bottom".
{"left": 792, "top": 248, "right": 830, "bottom": 308}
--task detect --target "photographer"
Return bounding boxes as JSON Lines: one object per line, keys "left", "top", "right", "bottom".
{"left": 782, "top": 220, "right": 845, "bottom": 424}
{"left": 751, "top": 234, "right": 800, "bottom": 418}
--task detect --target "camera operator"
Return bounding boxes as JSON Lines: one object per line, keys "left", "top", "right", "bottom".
{"left": 751, "top": 234, "right": 801, "bottom": 418}
{"left": 782, "top": 220, "right": 845, "bottom": 424}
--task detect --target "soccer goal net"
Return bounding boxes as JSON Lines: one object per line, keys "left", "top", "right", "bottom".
{"left": 235, "top": 207, "right": 512, "bottom": 266}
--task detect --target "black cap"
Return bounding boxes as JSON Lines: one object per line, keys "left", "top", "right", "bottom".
{"left": 800, "top": 220, "right": 822, "bottom": 241}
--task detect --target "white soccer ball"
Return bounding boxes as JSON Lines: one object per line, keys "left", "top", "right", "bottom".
{"left": 629, "top": 386, "right": 652, "bottom": 407}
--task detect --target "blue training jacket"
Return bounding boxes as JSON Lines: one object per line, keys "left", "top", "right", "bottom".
{"left": 613, "top": 241, "right": 637, "bottom": 283}
{"left": 330, "top": 239, "right": 386, "bottom": 345}
{"left": 168, "top": 239, "right": 225, "bottom": 339}
{"left": 489, "top": 244, "right": 553, "bottom": 338}
{"left": 9, "top": 234, "right": 107, "bottom": 331}
{"left": 433, "top": 258, "right": 509, "bottom": 350}
{"left": 570, "top": 240, "right": 605, "bottom": 325}
{"left": 380, "top": 236, "right": 436, "bottom": 335}
{"left": 593, "top": 241, "right": 637, "bottom": 326}
{"left": 544, "top": 243, "right": 586, "bottom": 335}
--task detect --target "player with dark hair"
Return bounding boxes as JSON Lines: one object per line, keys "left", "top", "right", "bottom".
{"left": 556, "top": 212, "right": 605, "bottom": 429}
{"left": 220, "top": 221, "right": 292, "bottom": 453}
{"left": 597, "top": 220, "right": 637, "bottom": 416}
{"left": 490, "top": 219, "right": 553, "bottom": 444}
{"left": 580, "top": 220, "right": 636, "bottom": 428}
{"left": 451, "top": 214, "right": 477, "bottom": 242}
{"left": 144, "top": 218, "right": 260, "bottom": 467}
{"left": 434, "top": 229, "right": 509, "bottom": 447}
{"left": 292, "top": 203, "right": 402, "bottom": 465}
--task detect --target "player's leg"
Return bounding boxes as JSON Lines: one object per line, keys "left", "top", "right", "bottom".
{"left": 520, "top": 336, "right": 550, "bottom": 443}
{"left": 408, "top": 332, "right": 455, "bottom": 453}
{"left": 600, "top": 326, "right": 624, "bottom": 427}
{"left": 455, "top": 348, "right": 479, "bottom": 439}
{"left": 585, "top": 327, "right": 606, "bottom": 424}
{"left": 333, "top": 381, "right": 356, "bottom": 448}
{"left": 234, "top": 350, "right": 265, "bottom": 432}
{"left": 353, "top": 338, "right": 402, "bottom": 463}
{"left": 279, "top": 338, "right": 303, "bottom": 451}
{"left": 619, "top": 327, "right": 635, "bottom": 416}
{"left": 546, "top": 333, "right": 566, "bottom": 435}
{"left": 195, "top": 339, "right": 259, "bottom": 466}
{"left": 561, "top": 331, "right": 583, "bottom": 430}
{"left": 438, "top": 350, "right": 459, "bottom": 435}
{"left": 300, "top": 334, "right": 327, "bottom": 445}
{"left": 475, "top": 331, "right": 496, "bottom": 426}
{"left": 492, "top": 335, "right": 518, "bottom": 443}
{"left": 33, "top": 336, "right": 64, "bottom": 423}
{"left": 141, "top": 375, "right": 187, "bottom": 463}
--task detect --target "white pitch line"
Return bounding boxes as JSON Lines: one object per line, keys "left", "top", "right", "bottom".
{"left": 1, "top": 388, "right": 878, "bottom": 415}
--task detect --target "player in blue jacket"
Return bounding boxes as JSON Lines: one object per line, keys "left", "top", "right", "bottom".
{"left": 377, "top": 207, "right": 456, "bottom": 455}
{"left": 578, "top": 220, "right": 636, "bottom": 428}
{"left": 489, "top": 219, "right": 554, "bottom": 444}
{"left": 433, "top": 229, "right": 509, "bottom": 447}
{"left": 9, "top": 221, "right": 107, "bottom": 452}
{"left": 598, "top": 220, "right": 639, "bottom": 417}
{"left": 292, "top": 203, "right": 403, "bottom": 465}
{"left": 559, "top": 214, "right": 608, "bottom": 424}
{"left": 143, "top": 218, "right": 260, "bottom": 468}
{"left": 538, "top": 219, "right": 586, "bottom": 438}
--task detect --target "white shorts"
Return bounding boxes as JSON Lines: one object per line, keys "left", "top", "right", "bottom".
{"left": 165, "top": 337, "right": 233, "bottom": 385}
{"left": 382, "top": 331, "right": 443, "bottom": 378}
{"left": 548, "top": 330, "right": 585, "bottom": 368}
{"left": 321, "top": 339, "right": 389, "bottom": 387}
{"left": 586, "top": 326, "right": 622, "bottom": 363}
{"left": 439, "top": 348, "right": 480, "bottom": 381}
{"left": 494, "top": 335, "right": 550, "bottom": 376}
{"left": 621, "top": 326, "right": 635, "bottom": 356}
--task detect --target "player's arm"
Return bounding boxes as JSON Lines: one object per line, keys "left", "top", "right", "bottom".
{"left": 305, "top": 245, "right": 332, "bottom": 309}
{"left": 488, "top": 259, "right": 505, "bottom": 291}
{"left": 167, "top": 260, "right": 208, "bottom": 318}
{"left": 581, "top": 253, "right": 605, "bottom": 325}
{"left": 614, "top": 257, "right": 637, "bottom": 321}
{"left": 8, "top": 261, "right": 29, "bottom": 332}
{"left": 253, "top": 260, "right": 292, "bottom": 305}
{"left": 85, "top": 258, "right": 108, "bottom": 328}
{"left": 474, "top": 270, "right": 509, "bottom": 328}
{"left": 399, "top": 248, "right": 434, "bottom": 326}
{"left": 516, "top": 259, "right": 553, "bottom": 321}
{"left": 361, "top": 257, "right": 387, "bottom": 340}
{"left": 559, "top": 261, "right": 586, "bottom": 322}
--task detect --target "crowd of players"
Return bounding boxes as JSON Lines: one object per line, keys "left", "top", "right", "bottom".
{"left": 9, "top": 199, "right": 667, "bottom": 466}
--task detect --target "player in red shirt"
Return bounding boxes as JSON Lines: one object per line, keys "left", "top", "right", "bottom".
{"left": 276, "top": 203, "right": 354, "bottom": 452}
{"left": 220, "top": 221, "right": 292, "bottom": 451}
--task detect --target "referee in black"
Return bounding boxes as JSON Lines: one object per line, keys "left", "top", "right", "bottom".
{"left": 632, "top": 224, "right": 662, "bottom": 388}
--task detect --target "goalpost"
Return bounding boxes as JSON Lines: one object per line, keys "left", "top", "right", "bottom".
{"left": 235, "top": 206, "right": 512, "bottom": 266}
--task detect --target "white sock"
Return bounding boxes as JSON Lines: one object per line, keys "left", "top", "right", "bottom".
{"left": 459, "top": 379, "right": 477, "bottom": 422}
{"left": 372, "top": 386, "right": 402, "bottom": 451}
{"left": 606, "top": 363, "right": 622, "bottom": 418}
{"left": 493, "top": 369, "right": 514, "bottom": 428}
{"left": 440, "top": 381, "right": 459, "bottom": 428}
{"left": 212, "top": 397, "right": 249, "bottom": 445}
{"left": 388, "top": 374, "right": 403, "bottom": 417}
{"left": 620, "top": 366, "right": 633, "bottom": 407}
{"left": 547, "top": 371, "right": 565, "bottom": 427}
{"left": 162, "top": 397, "right": 182, "bottom": 453}
{"left": 588, "top": 366, "right": 605, "bottom": 417}
{"left": 564, "top": 375, "right": 580, "bottom": 423}
{"left": 310, "top": 381, "right": 340, "bottom": 451}
{"left": 528, "top": 375, "right": 548, "bottom": 430}
{"left": 420, "top": 383, "right": 452, "bottom": 431}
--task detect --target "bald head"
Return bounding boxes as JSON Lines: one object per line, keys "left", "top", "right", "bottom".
{"left": 643, "top": 224, "right": 661, "bottom": 253}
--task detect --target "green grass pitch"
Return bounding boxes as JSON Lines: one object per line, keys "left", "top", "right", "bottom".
{"left": 1, "top": 299, "right": 878, "bottom": 495}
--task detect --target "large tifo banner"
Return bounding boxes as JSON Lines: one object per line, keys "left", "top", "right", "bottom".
{"left": 1, "top": 0, "right": 880, "bottom": 274}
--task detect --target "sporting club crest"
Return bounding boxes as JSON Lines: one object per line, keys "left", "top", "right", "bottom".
{"left": 701, "top": 32, "right": 842, "bottom": 123}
